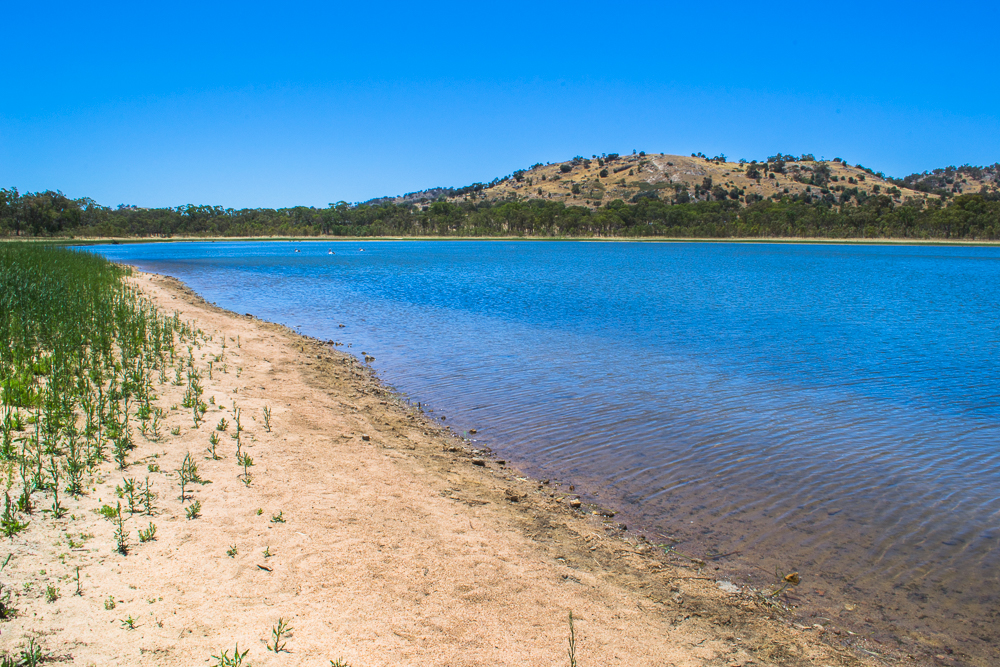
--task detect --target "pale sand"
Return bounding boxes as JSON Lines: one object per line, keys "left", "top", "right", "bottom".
{"left": 0, "top": 272, "right": 873, "bottom": 666}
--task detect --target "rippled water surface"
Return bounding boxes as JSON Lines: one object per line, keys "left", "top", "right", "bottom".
{"left": 91, "top": 240, "right": 1000, "bottom": 661}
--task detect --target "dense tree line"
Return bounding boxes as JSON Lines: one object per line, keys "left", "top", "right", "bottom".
{"left": 2, "top": 186, "right": 998, "bottom": 240}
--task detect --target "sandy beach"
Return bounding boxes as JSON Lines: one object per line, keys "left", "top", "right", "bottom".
{"left": 0, "top": 271, "right": 879, "bottom": 666}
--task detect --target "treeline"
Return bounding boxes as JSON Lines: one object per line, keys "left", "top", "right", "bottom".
{"left": 2, "top": 187, "right": 999, "bottom": 240}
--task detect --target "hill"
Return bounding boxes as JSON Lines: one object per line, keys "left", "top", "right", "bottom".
{"left": 2, "top": 153, "right": 999, "bottom": 240}
{"left": 375, "top": 152, "right": 1000, "bottom": 211}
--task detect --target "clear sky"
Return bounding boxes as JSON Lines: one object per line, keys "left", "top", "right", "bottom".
{"left": 2, "top": 1, "right": 997, "bottom": 209}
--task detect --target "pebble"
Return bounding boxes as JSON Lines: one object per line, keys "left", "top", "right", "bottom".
{"left": 504, "top": 489, "right": 523, "bottom": 502}
{"left": 471, "top": 458, "right": 487, "bottom": 467}
{"left": 717, "top": 581, "right": 740, "bottom": 594}
{"left": 569, "top": 499, "right": 582, "bottom": 509}
{"left": 361, "top": 434, "right": 370, "bottom": 441}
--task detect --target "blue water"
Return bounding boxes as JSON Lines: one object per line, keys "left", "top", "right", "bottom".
{"left": 90, "top": 240, "right": 1000, "bottom": 658}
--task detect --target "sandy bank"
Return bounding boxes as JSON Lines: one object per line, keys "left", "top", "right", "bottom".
{"left": 0, "top": 272, "right": 878, "bottom": 666}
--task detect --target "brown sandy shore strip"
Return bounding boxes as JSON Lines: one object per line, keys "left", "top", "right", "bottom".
{"left": 0, "top": 272, "right": 887, "bottom": 666}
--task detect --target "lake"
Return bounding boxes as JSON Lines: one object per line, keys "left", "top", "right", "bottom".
{"left": 89, "top": 240, "right": 1000, "bottom": 663}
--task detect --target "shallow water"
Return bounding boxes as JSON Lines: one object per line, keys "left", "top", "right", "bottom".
{"left": 90, "top": 240, "right": 1000, "bottom": 662}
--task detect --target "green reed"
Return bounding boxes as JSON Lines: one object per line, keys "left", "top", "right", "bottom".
{"left": 0, "top": 244, "right": 182, "bottom": 541}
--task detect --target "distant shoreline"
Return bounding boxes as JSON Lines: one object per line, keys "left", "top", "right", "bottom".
{"left": 3, "top": 235, "right": 999, "bottom": 247}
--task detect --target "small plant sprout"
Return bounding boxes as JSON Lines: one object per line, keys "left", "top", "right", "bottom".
{"left": 256, "top": 508, "right": 263, "bottom": 516}
{"left": 141, "top": 477, "right": 156, "bottom": 515}
{"left": 177, "top": 452, "right": 201, "bottom": 503}
{"left": 105, "top": 595, "right": 116, "bottom": 610}
{"left": 226, "top": 545, "right": 238, "bottom": 558}
{"left": 1, "top": 492, "right": 29, "bottom": 538}
{"left": 114, "top": 502, "right": 129, "bottom": 555}
{"left": 330, "top": 660, "right": 351, "bottom": 667}
{"left": 45, "top": 585, "right": 59, "bottom": 603}
{"left": 262, "top": 406, "right": 272, "bottom": 432}
{"left": 19, "top": 638, "right": 44, "bottom": 666}
{"left": 270, "top": 511, "right": 285, "bottom": 524}
{"left": 0, "top": 584, "right": 14, "bottom": 621}
{"left": 262, "top": 546, "right": 272, "bottom": 558}
{"left": 267, "top": 617, "right": 292, "bottom": 652}
{"left": 121, "top": 615, "right": 138, "bottom": 630}
{"left": 113, "top": 436, "right": 129, "bottom": 469}
{"left": 75, "top": 566, "right": 81, "bottom": 596}
{"left": 47, "top": 455, "right": 66, "bottom": 517}
{"left": 212, "top": 644, "right": 250, "bottom": 667}
{"left": 150, "top": 409, "right": 162, "bottom": 441}
{"left": 216, "top": 417, "right": 229, "bottom": 432}
{"left": 238, "top": 452, "right": 254, "bottom": 483}
{"left": 139, "top": 523, "right": 157, "bottom": 542}
{"left": 119, "top": 478, "right": 140, "bottom": 514}
{"left": 208, "top": 431, "right": 222, "bottom": 460}
{"left": 170, "top": 426, "right": 181, "bottom": 436}
{"left": 185, "top": 501, "right": 202, "bottom": 520}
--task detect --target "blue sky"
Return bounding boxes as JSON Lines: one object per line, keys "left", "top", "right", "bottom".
{"left": 2, "top": 1, "right": 997, "bottom": 208}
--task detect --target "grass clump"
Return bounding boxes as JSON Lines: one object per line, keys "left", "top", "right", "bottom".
{"left": 112, "top": 502, "right": 129, "bottom": 555}
{"left": 17, "top": 638, "right": 44, "bottom": 667}
{"left": 267, "top": 617, "right": 292, "bottom": 652}
{"left": 138, "top": 522, "right": 157, "bottom": 542}
{"left": 211, "top": 644, "right": 250, "bottom": 667}
{"left": 177, "top": 452, "right": 201, "bottom": 502}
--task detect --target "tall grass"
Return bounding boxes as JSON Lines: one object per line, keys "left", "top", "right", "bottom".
{"left": 0, "top": 244, "right": 184, "bottom": 549}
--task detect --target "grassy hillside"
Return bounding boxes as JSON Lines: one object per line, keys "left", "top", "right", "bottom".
{"left": 375, "top": 153, "right": 999, "bottom": 211}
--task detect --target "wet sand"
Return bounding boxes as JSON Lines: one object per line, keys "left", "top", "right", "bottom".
{"left": 0, "top": 272, "right": 887, "bottom": 666}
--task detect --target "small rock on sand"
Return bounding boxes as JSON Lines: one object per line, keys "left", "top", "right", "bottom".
{"left": 716, "top": 581, "right": 740, "bottom": 594}
{"left": 569, "top": 499, "right": 582, "bottom": 509}
{"left": 471, "top": 458, "right": 487, "bottom": 467}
